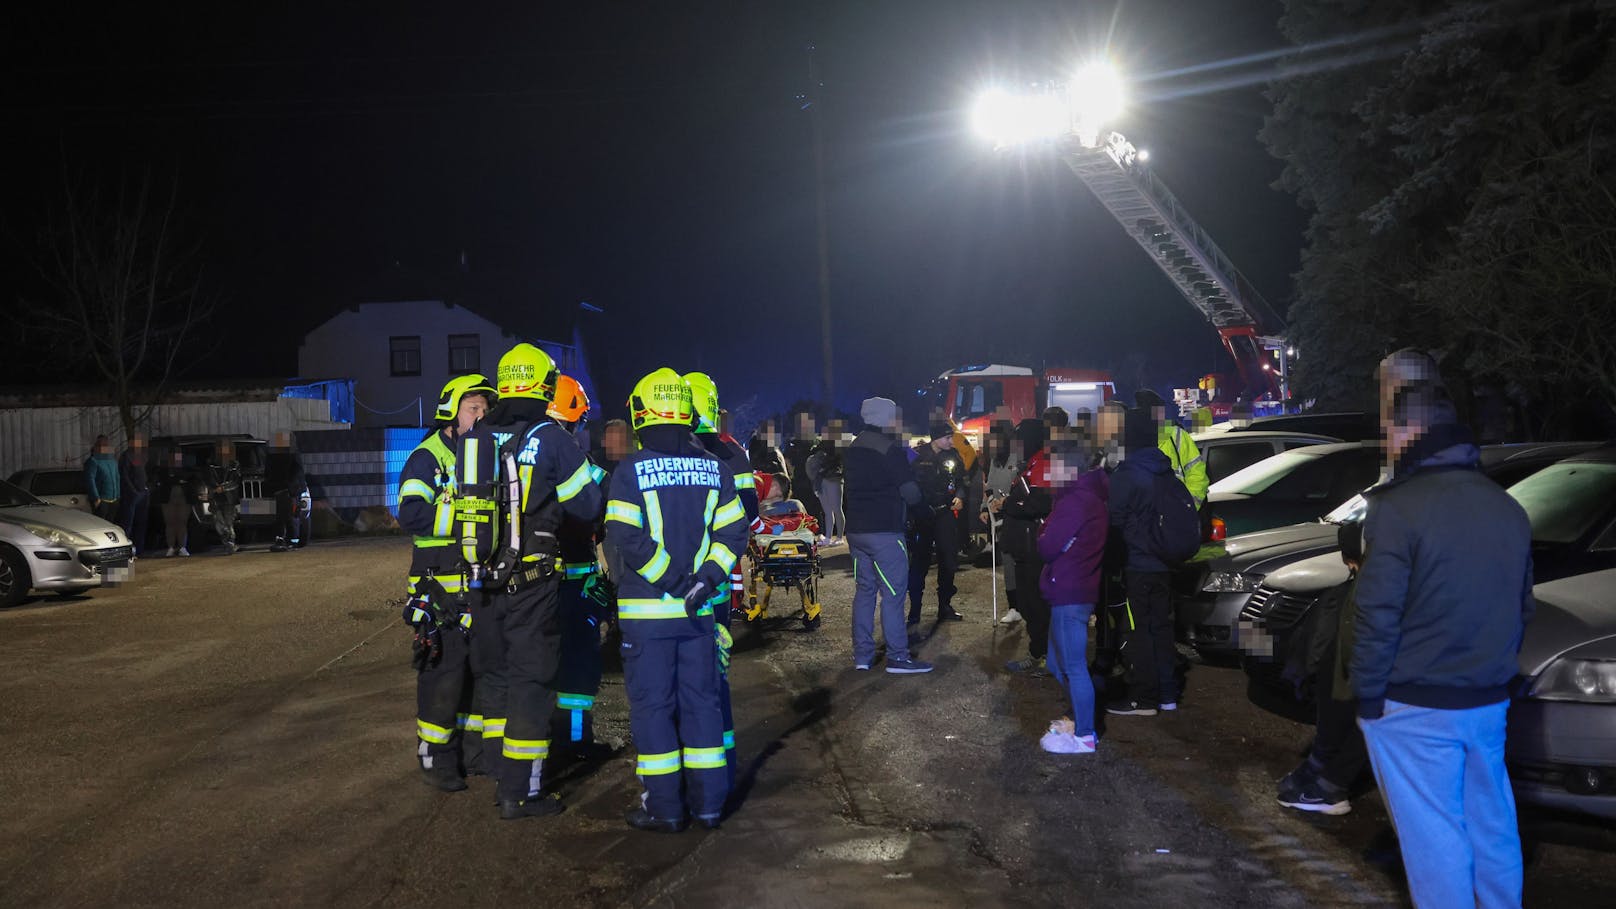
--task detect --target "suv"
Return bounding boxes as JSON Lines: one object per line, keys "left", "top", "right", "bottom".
{"left": 1190, "top": 430, "right": 1340, "bottom": 486}
{"left": 149, "top": 436, "right": 275, "bottom": 542}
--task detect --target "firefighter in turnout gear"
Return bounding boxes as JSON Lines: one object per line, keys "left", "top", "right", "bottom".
{"left": 605, "top": 369, "right": 748, "bottom": 832}
{"left": 545, "top": 374, "right": 612, "bottom": 759}
{"left": 454, "top": 343, "right": 605, "bottom": 820}
{"left": 683, "top": 371, "right": 759, "bottom": 786}
{"left": 399, "top": 373, "right": 497, "bottom": 792}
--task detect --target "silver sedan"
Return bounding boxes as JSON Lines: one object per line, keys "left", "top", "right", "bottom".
{"left": 0, "top": 478, "right": 133, "bottom": 607}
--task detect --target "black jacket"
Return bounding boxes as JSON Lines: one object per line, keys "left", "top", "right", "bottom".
{"left": 842, "top": 428, "right": 921, "bottom": 535}
{"left": 911, "top": 444, "right": 966, "bottom": 511}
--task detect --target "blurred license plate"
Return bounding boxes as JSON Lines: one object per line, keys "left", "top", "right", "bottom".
{"left": 100, "top": 561, "right": 131, "bottom": 583}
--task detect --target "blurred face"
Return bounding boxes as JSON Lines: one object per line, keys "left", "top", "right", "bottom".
{"left": 603, "top": 424, "right": 633, "bottom": 459}
{"left": 1378, "top": 352, "right": 1442, "bottom": 465}
{"left": 172, "top": 451, "right": 185, "bottom": 467}
{"left": 796, "top": 413, "right": 814, "bottom": 436}
{"left": 1049, "top": 451, "right": 1084, "bottom": 487}
{"left": 95, "top": 438, "right": 112, "bottom": 454}
{"left": 132, "top": 436, "right": 147, "bottom": 451}
{"left": 218, "top": 444, "right": 234, "bottom": 462}
{"left": 455, "top": 393, "right": 490, "bottom": 434}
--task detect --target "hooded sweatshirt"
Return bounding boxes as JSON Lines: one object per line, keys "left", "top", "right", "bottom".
{"left": 1037, "top": 469, "right": 1110, "bottom": 605}
{"left": 1107, "top": 408, "right": 1175, "bottom": 573}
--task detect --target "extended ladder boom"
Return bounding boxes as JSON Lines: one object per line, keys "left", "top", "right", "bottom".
{"left": 1061, "top": 131, "right": 1285, "bottom": 398}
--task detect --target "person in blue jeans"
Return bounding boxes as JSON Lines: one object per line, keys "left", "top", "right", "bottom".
{"left": 1352, "top": 351, "right": 1534, "bottom": 909}
{"left": 1035, "top": 442, "right": 1109, "bottom": 754}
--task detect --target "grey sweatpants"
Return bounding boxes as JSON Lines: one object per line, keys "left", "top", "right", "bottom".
{"left": 849, "top": 532, "right": 911, "bottom": 665}
{"left": 818, "top": 480, "right": 844, "bottom": 538}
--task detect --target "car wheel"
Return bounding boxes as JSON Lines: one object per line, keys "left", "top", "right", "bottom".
{"left": 0, "top": 545, "right": 31, "bottom": 608}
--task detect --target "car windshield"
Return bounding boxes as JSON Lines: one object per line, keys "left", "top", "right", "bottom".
{"left": 1324, "top": 494, "right": 1368, "bottom": 524}
{"left": 1209, "top": 448, "right": 1327, "bottom": 496}
{"left": 1508, "top": 462, "right": 1616, "bottom": 545}
{"left": 0, "top": 478, "right": 45, "bottom": 507}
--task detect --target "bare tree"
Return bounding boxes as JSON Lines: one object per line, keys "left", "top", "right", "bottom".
{"left": 15, "top": 168, "right": 214, "bottom": 443}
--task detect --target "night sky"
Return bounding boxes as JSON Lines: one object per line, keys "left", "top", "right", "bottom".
{"left": 3, "top": 1, "right": 1304, "bottom": 418}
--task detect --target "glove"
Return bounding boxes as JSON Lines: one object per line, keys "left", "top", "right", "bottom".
{"left": 716, "top": 624, "right": 733, "bottom": 676}
{"left": 682, "top": 580, "right": 709, "bottom": 617}
{"left": 411, "top": 624, "right": 443, "bottom": 671}
{"left": 583, "top": 572, "right": 612, "bottom": 616}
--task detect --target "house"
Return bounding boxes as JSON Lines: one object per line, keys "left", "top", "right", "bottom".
{"left": 297, "top": 300, "right": 590, "bottom": 428}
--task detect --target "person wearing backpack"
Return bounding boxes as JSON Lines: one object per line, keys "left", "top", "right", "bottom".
{"left": 1105, "top": 406, "right": 1199, "bottom": 716}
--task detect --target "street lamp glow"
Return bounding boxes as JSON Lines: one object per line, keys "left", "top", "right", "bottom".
{"left": 970, "top": 88, "right": 1069, "bottom": 147}
{"left": 1070, "top": 61, "right": 1125, "bottom": 141}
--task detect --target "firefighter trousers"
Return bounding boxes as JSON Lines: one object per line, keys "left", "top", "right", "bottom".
{"left": 416, "top": 623, "right": 478, "bottom": 772}
{"left": 621, "top": 630, "right": 728, "bottom": 822}
{"left": 471, "top": 575, "right": 563, "bottom": 802}
{"left": 552, "top": 576, "right": 605, "bottom": 748}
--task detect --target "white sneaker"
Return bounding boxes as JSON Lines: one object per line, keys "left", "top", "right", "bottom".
{"left": 1048, "top": 718, "right": 1076, "bottom": 736}
{"left": 999, "top": 609, "right": 1023, "bottom": 625}
{"left": 178, "top": 548, "right": 190, "bottom": 557}
{"left": 1039, "top": 730, "right": 1097, "bottom": 754}
{"left": 166, "top": 548, "right": 176, "bottom": 557}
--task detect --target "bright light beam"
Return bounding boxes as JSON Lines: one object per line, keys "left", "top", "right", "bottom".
{"left": 970, "top": 88, "right": 1069, "bottom": 147}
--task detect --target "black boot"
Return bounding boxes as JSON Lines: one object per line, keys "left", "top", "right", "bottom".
{"left": 421, "top": 764, "right": 467, "bottom": 793}
{"left": 624, "top": 806, "right": 687, "bottom": 833}
{"left": 499, "top": 793, "right": 564, "bottom": 820}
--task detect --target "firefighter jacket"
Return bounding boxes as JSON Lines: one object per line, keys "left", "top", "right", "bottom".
{"left": 698, "top": 431, "right": 759, "bottom": 524}
{"left": 603, "top": 430, "right": 748, "bottom": 639}
{"left": 1158, "top": 424, "right": 1208, "bottom": 507}
{"left": 912, "top": 444, "right": 966, "bottom": 511}
{"left": 559, "top": 452, "right": 610, "bottom": 580}
{"left": 397, "top": 429, "right": 462, "bottom": 595}
{"left": 454, "top": 398, "right": 604, "bottom": 580}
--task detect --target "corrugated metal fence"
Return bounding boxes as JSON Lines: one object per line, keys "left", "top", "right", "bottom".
{"left": 0, "top": 398, "right": 347, "bottom": 478}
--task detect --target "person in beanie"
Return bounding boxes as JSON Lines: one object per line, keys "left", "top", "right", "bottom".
{"left": 1352, "top": 349, "right": 1533, "bottom": 908}
{"left": 843, "top": 397, "right": 931, "bottom": 674}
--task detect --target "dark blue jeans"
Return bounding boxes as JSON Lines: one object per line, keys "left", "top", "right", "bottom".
{"left": 1048, "top": 604, "right": 1096, "bottom": 738}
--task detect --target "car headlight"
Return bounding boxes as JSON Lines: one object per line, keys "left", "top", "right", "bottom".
{"left": 18, "top": 522, "right": 90, "bottom": 547}
{"left": 1528, "top": 658, "right": 1616, "bottom": 703}
{"left": 1202, "top": 570, "right": 1259, "bottom": 593}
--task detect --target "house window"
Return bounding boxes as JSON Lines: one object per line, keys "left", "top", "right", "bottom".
{"left": 390, "top": 336, "right": 422, "bottom": 377}
{"left": 448, "top": 333, "right": 480, "bottom": 375}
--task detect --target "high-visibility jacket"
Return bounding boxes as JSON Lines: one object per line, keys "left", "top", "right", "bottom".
{"left": 1159, "top": 424, "right": 1208, "bottom": 507}
{"left": 603, "top": 437, "right": 748, "bottom": 638}
{"left": 699, "top": 431, "right": 759, "bottom": 524}
{"left": 397, "top": 430, "right": 464, "bottom": 595}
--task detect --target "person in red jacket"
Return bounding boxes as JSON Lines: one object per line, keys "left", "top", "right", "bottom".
{"left": 1035, "top": 440, "right": 1110, "bottom": 754}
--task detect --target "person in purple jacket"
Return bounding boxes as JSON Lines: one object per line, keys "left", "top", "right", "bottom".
{"left": 1036, "top": 440, "right": 1110, "bottom": 754}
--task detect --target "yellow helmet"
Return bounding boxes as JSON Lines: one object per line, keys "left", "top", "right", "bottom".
{"left": 496, "top": 343, "right": 558, "bottom": 401}
{"left": 435, "top": 373, "right": 498, "bottom": 423}
{"left": 683, "top": 371, "right": 719, "bottom": 433}
{"left": 546, "top": 374, "right": 590, "bottom": 424}
{"left": 628, "top": 367, "right": 695, "bottom": 432}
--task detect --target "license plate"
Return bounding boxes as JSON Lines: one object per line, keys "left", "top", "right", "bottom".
{"left": 238, "top": 499, "right": 275, "bottom": 516}
{"left": 100, "top": 561, "right": 131, "bottom": 583}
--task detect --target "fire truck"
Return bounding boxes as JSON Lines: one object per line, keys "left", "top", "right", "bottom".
{"left": 934, "top": 364, "right": 1115, "bottom": 446}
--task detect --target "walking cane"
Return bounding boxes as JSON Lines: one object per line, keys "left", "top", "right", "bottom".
{"left": 989, "top": 508, "right": 999, "bottom": 625}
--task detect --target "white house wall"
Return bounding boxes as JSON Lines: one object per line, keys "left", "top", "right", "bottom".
{"left": 0, "top": 397, "right": 346, "bottom": 477}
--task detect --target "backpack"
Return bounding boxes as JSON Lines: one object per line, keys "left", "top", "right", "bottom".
{"left": 1145, "top": 471, "right": 1201, "bottom": 566}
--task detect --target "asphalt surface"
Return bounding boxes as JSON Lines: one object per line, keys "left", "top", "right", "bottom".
{"left": 4, "top": 536, "right": 1613, "bottom": 908}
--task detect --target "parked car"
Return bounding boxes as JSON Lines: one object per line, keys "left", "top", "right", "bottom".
{"left": 1184, "top": 442, "right": 1606, "bottom": 655}
{"left": 1203, "top": 442, "right": 1383, "bottom": 540}
{"left": 6, "top": 468, "right": 93, "bottom": 512}
{"left": 0, "top": 478, "right": 133, "bottom": 607}
{"left": 1508, "top": 568, "right": 1616, "bottom": 819}
{"left": 1242, "top": 445, "right": 1616, "bottom": 718}
{"left": 1230, "top": 412, "right": 1377, "bottom": 442}
{"left": 1190, "top": 430, "right": 1341, "bottom": 486}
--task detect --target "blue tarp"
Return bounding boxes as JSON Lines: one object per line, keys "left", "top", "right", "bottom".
{"left": 282, "top": 380, "right": 356, "bottom": 424}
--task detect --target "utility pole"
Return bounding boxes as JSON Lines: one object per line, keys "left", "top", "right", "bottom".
{"left": 806, "top": 44, "right": 834, "bottom": 411}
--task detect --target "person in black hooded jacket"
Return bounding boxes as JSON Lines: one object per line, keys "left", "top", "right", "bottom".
{"left": 999, "top": 419, "right": 1054, "bottom": 674}
{"left": 1105, "top": 406, "right": 1179, "bottom": 716}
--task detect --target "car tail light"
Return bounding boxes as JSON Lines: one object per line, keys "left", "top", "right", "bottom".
{"left": 1208, "top": 517, "right": 1226, "bottom": 542}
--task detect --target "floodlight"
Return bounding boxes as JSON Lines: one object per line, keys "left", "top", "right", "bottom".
{"left": 970, "top": 89, "right": 1070, "bottom": 147}
{"left": 1070, "top": 62, "right": 1124, "bottom": 141}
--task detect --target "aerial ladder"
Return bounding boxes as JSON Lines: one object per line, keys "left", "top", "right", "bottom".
{"left": 1059, "top": 130, "right": 1288, "bottom": 402}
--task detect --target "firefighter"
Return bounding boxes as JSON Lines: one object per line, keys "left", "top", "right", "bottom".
{"left": 545, "top": 374, "right": 613, "bottom": 759}
{"left": 398, "top": 373, "right": 496, "bottom": 792}
{"left": 683, "top": 371, "right": 759, "bottom": 785}
{"left": 454, "top": 343, "right": 604, "bottom": 820}
{"left": 604, "top": 368, "right": 748, "bottom": 832}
